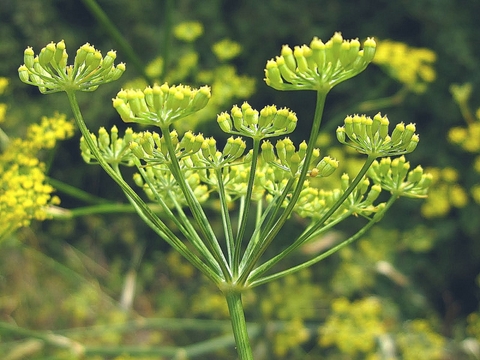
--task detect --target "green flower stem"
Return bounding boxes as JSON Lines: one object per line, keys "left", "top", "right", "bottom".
{"left": 239, "top": 177, "right": 295, "bottom": 272}
{"left": 248, "top": 154, "right": 377, "bottom": 283}
{"left": 224, "top": 290, "right": 254, "bottom": 360}
{"left": 234, "top": 138, "right": 262, "bottom": 275}
{"left": 0, "top": 320, "right": 261, "bottom": 358}
{"left": 80, "top": 0, "right": 153, "bottom": 84}
{"left": 357, "top": 85, "right": 409, "bottom": 112}
{"left": 237, "top": 89, "right": 329, "bottom": 285}
{"left": 168, "top": 188, "right": 224, "bottom": 275}
{"left": 0, "top": 321, "right": 85, "bottom": 356}
{"left": 115, "top": 162, "right": 221, "bottom": 275}
{"left": 65, "top": 90, "right": 223, "bottom": 285}
{"left": 47, "top": 177, "right": 111, "bottom": 204}
{"left": 159, "top": 124, "right": 231, "bottom": 280}
{"left": 133, "top": 163, "right": 222, "bottom": 275}
{"left": 50, "top": 203, "right": 149, "bottom": 219}
{"left": 249, "top": 194, "right": 398, "bottom": 288}
{"left": 215, "top": 168, "right": 236, "bottom": 269}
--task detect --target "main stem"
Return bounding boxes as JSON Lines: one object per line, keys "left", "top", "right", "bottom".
{"left": 224, "top": 290, "right": 254, "bottom": 360}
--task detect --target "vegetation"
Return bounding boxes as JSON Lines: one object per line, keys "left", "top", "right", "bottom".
{"left": 1, "top": 1, "right": 480, "bottom": 359}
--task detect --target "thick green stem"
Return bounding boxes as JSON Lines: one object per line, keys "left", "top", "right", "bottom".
{"left": 224, "top": 290, "right": 254, "bottom": 360}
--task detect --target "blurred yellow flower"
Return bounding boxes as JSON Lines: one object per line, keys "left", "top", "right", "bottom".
{"left": 373, "top": 40, "right": 436, "bottom": 93}
{"left": 0, "top": 112, "right": 74, "bottom": 241}
{"left": 173, "top": 21, "right": 204, "bottom": 42}
{"left": 212, "top": 39, "right": 242, "bottom": 61}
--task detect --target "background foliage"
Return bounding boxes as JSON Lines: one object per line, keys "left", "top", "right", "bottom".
{"left": 1, "top": 0, "right": 480, "bottom": 358}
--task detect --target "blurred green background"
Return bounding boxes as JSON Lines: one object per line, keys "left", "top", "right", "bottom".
{"left": 1, "top": 0, "right": 480, "bottom": 358}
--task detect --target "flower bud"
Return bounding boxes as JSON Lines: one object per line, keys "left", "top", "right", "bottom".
{"left": 39, "top": 42, "right": 56, "bottom": 67}
{"left": 113, "top": 97, "right": 133, "bottom": 123}
{"left": 24, "top": 47, "right": 35, "bottom": 69}
{"left": 298, "top": 141, "right": 308, "bottom": 160}
{"left": 289, "top": 152, "right": 302, "bottom": 175}
{"left": 405, "top": 134, "right": 419, "bottom": 153}
{"left": 264, "top": 60, "right": 283, "bottom": 87}
{"left": 129, "top": 141, "right": 145, "bottom": 159}
{"left": 310, "top": 37, "right": 326, "bottom": 70}
{"left": 102, "top": 50, "right": 117, "bottom": 69}
{"left": 98, "top": 127, "right": 110, "bottom": 149}
{"left": 391, "top": 122, "right": 405, "bottom": 145}
{"left": 244, "top": 106, "right": 258, "bottom": 126}
{"left": 191, "top": 85, "right": 211, "bottom": 111}
{"left": 261, "top": 141, "right": 275, "bottom": 163}
{"left": 366, "top": 184, "right": 382, "bottom": 203}
{"left": 401, "top": 123, "right": 416, "bottom": 145}
{"left": 54, "top": 40, "right": 66, "bottom": 66}
{"left": 259, "top": 105, "right": 276, "bottom": 128}
{"left": 336, "top": 126, "right": 346, "bottom": 143}
{"left": 18, "top": 65, "right": 30, "bottom": 83}
{"left": 276, "top": 56, "right": 298, "bottom": 83}
{"left": 231, "top": 105, "right": 243, "bottom": 131}
{"left": 407, "top": 165, "right": 424, "bottom": 184}
{"left": 316, "top": 156, "right": 338, "bottom": 177}
{"left": 344, "top": 116, "right": 355, "bottom": 139}
{"left": 294, "top": 45, "right": 309, "bottom": 73}
{"left": 133, "top": 173, "right": 144, "bottom": 187}
{"left": 217, "top": 112, "right": 233, "bottom": 133}
{"left": 378, "top": 157, "right": 391, "bottom": 176}
{"left": 362, "top": 37, "right": 377, "bottom": 63}
{"left": 281, "top": 45, "right": 296, "bottom": 72}
{"left": 110, "top": 63, "right": 126, "bottom": 81}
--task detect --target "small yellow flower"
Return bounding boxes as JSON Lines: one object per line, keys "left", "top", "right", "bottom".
{"left": 173, "top": 21, "right": 204, "bottom": 42}
{"left": 212, "top": 39, "right": 242, "bottom": 61}
{"left": 373, "top": 39, "right": 436, "bottom": 92}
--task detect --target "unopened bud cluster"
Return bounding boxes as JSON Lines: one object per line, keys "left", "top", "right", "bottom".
{"left": 134, "top": 163, "right": 210, "bottom": 208}
{"left": 368, "top": 156, "right": 432, "bottom": 198}
{"left": 19, "top": 41, "right": 125, "bottom": 93}
{"left": 260, "top": 138, "right": 337, "bottom": 178}
{"left": 217, "top": 102, "right": 297, "bottom": 139}
{"left": 295, "top": 175, "right": 384, "bottom": 220}
{"left": 80, "top": 126, "right": 135, "bottom": 166}
{"left": 264, "top": 32, "right": 376, "bottom": 91}
{"left": 336, "top": 113, "right": 419, "bottom": 157}
{"left": 113, "top": 83, "right": 211, "bottom": 127}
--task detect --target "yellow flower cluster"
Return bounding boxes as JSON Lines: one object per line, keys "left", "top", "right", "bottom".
{"left": 396, "top": 319, "right": 445, "bottom": 360}
{"left": 173, "top": 21, "right": 204, "bottom": 42}
{"left": 319, "top": 296, "right": 387, "bottom": 355}
{"left": 373, "top": 39, "right": 436, "bottom": 93}
{"left": 420, "top": 167, "right": 469, "bottom": 218}
{"left": 212, "top": 39, "right": 242, "bottom": 61}
{"left": 261, "top": 270, "right": 321, "bottom": 356}
{"left": 0, "top": 111, "right": 74, "bottom": 241}
{"left": 448, "top": 83, "right": 480, "bottom": 205}
{"left": 449, "top": 118, "right": 480, "bottom": 153}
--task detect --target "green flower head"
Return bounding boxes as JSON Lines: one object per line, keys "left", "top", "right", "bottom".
{"left": 264, "top": 32, "right": 376, "bottom": 92}
{"left": 19, "top": 41, "right": 125, "bottom": 94}
{"left": 113, "top": 83, "right": 211, "bottom": 128}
